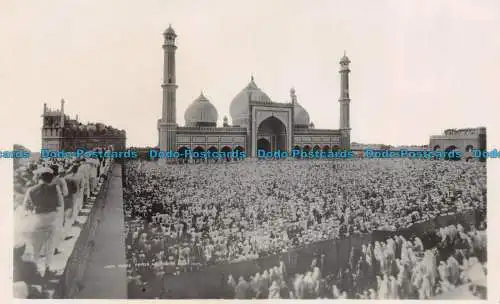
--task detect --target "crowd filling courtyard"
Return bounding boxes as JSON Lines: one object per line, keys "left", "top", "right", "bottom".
{"left": 124, "top": 158, "right": 487, "bottom": 299}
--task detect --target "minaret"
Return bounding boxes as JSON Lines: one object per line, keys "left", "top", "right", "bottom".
{"left": 339, "top": 51, "right": 351, "bottom": 149}
{"left": 158, "top": 24, "right": 178, "bottom": 154}
{"left": 60, "top": 98, "right": 65, "bottom": 128}
{"left": 290, "top": 86, "right": 296, "bottom": 130}
{"left": 290, "top": 87, "right": 297, "bottom": 104}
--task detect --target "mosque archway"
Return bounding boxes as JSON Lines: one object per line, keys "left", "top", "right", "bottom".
{"left": 221, "top": 146, "right": 232, "bottom": 161}
{"left": 208, "top": 146, "right": 218, "bottom": 162}
{"left": 177, "top": 146, "right": 188, "bottom": 162}
{"left": 257, "top": 138, "right": 271, "bottom": 153}
{"left": 257, "top": 116, "right": 287, "bottom": 154}
{"left": 445, "top": 145, "right": 461, "bottom": 161}
{"left": 193, "top": 146, "right": 205, "bottom": 162}
{"left": 292, "top": 145, "right": 301, "bottom": 158}
{"left": 234, "top": 146, "right": 244, "bottom": 160}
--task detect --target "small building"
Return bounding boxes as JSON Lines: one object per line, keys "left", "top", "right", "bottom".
{"left": 429, "top": 127, "right": 487, "bottom": 161}
{"left": 41, "top": 100, "right": 126, "bottom": 151}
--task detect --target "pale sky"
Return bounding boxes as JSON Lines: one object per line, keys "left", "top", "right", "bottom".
{"left": 1, "top": 0, "right": 500, "bottom": 151}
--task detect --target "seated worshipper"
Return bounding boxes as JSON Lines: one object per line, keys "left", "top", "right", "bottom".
{"left": 234, "top": 276, "right": 251, "bottom": 299}
{"left": 165, "top": 255, "right": 177, "bottom": 275}
{"left": 250, "top": 273, "right": 261, "bottom": 297}
{"left": 465, "top": 257, "right": 487, "bottom": 298}
{"left": 21, "top": 166, "right": 64, "bottom": 277}
{"left": 438, "top": 261, "right": 453, "bottom": 292}
{"left": 177, "top": 251, "right": 188, "bottom": 269}
{"left": 226, "top": 274, "right": 236, "bottom": 298}
{"left": 268, "top": 280, "right": 281, "bottom": 299}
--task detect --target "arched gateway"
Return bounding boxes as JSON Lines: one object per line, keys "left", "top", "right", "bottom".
{"left": 257, "top": 116, "right": 287, "bottom": 154}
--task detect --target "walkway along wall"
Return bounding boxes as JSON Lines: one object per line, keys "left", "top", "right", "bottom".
{"left": 54, "top": 162, "right": 115, "bottom": 298}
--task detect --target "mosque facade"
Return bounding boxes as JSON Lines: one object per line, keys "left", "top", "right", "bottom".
{"left": 157, "top": 25, "right": 352, "bottom": 158}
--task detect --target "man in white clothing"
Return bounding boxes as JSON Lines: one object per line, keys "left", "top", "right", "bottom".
{"left": 78, "top": 159, "right": 91, "bottom": 202}
{"left": 88, "top": 158, "right": 98, "bottom": 195}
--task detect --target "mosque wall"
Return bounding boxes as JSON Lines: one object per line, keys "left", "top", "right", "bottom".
{"left": 175, "top": 128, "right": 247, "bottom": 150}
{"left": 293, "top": 135, "right": 342, "bottom": 150}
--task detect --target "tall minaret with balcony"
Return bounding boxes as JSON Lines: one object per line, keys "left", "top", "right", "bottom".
{"left": 339, "top": 52, "right": 351, "bottom": 149}
{"left": 158, "top": 24, "right": 178, "bottom": 154}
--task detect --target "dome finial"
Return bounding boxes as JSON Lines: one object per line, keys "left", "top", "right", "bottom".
{"left": 340, "top": 51, "right": 350, "bottom": 64}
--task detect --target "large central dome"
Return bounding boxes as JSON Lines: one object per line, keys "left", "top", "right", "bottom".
{"left": 229, "top": 76, "right": 272, "bottom": 127}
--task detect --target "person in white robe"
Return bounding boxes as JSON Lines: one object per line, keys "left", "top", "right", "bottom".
{"left": 78, "top": 159, "right": 91, "bottom": 202}
{"left": 294, "top": 274, "right": 304, "bottom": 299}
{"left": 268, "top": 280, "right": 280, "bottom": 299}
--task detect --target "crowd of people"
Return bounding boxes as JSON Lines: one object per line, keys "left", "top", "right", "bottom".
{"left": 13, "top": 148, "right": 113, "bottom": 298}
{"left": 224, "top": 223, "right": 487, "bottom": 299}
{"left": 123, "top": 158, "right": 487, "bottom": 297}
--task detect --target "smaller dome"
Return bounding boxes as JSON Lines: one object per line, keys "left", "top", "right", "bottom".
{"left": 163, "top": 24, "right": 176, "bottom": 36}
{"left": 184, "top": 92, "right": 218, "bottom": 127}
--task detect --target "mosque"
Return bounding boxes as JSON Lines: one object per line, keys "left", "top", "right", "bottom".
{"left": 157, "top": 25, "right": 352, "bottom": 158}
